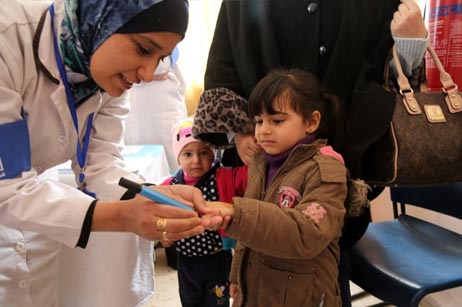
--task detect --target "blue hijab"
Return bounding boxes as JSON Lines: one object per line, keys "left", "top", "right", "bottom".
{"left": 59, "top": 0, "right": 188, "bottom": 106}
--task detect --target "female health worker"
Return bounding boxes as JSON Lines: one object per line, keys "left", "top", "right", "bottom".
{"left": 0, "top": 0, "right": 221, "bottom": 306}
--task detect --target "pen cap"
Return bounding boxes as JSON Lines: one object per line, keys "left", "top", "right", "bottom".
{"left": 119, "top": 177, "right": 142, "bottom": 193}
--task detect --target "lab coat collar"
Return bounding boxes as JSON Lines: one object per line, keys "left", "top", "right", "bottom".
{"left": 36, "top": 1, "right": 102, "bottom": 134}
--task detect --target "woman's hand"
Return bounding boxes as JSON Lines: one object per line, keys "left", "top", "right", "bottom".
{"left": 235, "top": 133, "right": 261, "bottom": 165}
{"left": 92, "top": 185, "right": 224, "bottom": 241}
{"left": 391, "top": 0, "right": 427, "bottom": 38}
{"left": 151, "top": 185, "right": 225, "bottom": 229}
{"left": 93, "top": 197, "right": 203, "bottom": 241}
{"left": 160, "top": 238, "right": 173, "bottom": 248}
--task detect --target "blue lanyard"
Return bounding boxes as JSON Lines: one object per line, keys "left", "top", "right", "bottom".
{"left": 49, "top": 4, "right": 96, "bottom": 198}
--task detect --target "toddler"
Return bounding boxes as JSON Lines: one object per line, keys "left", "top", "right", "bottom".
{"left": 161, "top": 119, "right": 247, "bottom": 307}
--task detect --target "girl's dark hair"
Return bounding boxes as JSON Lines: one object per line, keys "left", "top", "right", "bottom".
{"left": 248, "top": 68, "right": 348, "bottom": 151}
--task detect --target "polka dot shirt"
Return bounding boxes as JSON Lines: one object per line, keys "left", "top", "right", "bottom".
{"left": 171, "top": 172, "right": 223, "bottom": 257}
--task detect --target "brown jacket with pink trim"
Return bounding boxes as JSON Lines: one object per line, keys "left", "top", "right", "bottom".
{"left": 226, "top": 139, "right": 347, "bottom": 307}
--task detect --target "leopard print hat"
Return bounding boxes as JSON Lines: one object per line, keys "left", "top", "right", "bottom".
{"left": 192, "top": 87, "right": 254, "bottom": 149}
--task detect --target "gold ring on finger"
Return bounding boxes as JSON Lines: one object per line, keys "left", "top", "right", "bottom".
{"left": 162, "top": 231, "right": 169, "bottom": 242}
{"left": 156, "top": 218, "right": 168, "bottom": 231}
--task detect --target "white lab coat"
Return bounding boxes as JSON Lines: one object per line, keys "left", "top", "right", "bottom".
{"left": 0, "top": 1, "right": 153, "bottom": 306}
{"left": 125, "top": 58, "right": 188, "bottom": 174}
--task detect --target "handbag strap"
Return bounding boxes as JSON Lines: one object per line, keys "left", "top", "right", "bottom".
{"left": 392, "top": 43, "right": 462, "bottom": 114}
{"left": 425, "top": 46, "right": 462, "bottom": 113}
{"left": 392, "top": 45, "right": 422, "bottom": 114}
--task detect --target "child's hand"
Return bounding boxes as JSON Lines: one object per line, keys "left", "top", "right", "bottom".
{"left": 235, "top": 133, "right": 261, "bottom": 165}
{"left": 206, "top": 201, "right": 235, "bottom": 217}
{"left": 230, "top": 283, "right": 240, "bottom": 298}
{"left": 201, "top": 202, "right": 234, "bottom": 230}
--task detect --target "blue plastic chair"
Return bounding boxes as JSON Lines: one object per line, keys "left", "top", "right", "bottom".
{"left": 349, "top": 183, "right": 462, "bottom": 307}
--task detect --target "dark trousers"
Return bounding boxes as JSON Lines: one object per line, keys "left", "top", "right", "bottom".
{"left": 177, "top": 250, "right": 232, "bottom": 307}
{"left": 339, "top": 249, "right": 352, "bottom": 307}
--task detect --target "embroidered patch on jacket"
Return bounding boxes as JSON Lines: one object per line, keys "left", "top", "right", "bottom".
{"left": 278, "top": 186, "right": 301, "bottom": 208}
{"left": 303, "top": 202, "right": 327, "bottom": 223}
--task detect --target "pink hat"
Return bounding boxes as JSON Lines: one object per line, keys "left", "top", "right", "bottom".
{"left": 172, "top": 119, "right": 214, "bottom": 163}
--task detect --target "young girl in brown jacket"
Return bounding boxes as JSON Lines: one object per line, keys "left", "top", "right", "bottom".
{"left": 206, "top": 68, "right": 350, "bottom": 306}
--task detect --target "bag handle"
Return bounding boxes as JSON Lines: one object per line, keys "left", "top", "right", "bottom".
{"left": 391, "top": 44, "right": 421, "bottom": 114}
{"left": 392, "top": 43, "right": 462, "bottom": 114}
{"left": 424, "top": 45, "right": 462, "bottom": 113}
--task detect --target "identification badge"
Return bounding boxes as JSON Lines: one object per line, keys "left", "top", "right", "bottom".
{"left": 0, "top": 119, "right": 31, "bottom": 179}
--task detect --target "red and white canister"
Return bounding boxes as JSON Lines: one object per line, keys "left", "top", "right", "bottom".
{"left": 425, "top": 0, "right": 462, "bottom": 91}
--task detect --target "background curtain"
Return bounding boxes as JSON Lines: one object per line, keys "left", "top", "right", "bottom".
{"left": 176, "top": 0, "right": 222, "bottom": 115}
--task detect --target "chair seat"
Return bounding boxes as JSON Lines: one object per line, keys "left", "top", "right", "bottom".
{"left": 350, "top": 215, "right": 462, "bottom": 307}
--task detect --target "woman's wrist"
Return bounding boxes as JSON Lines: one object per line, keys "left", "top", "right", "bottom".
{"left": 76, "top": 200, "right": 98, "bottom": 248}
{"left": 91, "top": 200, "right": 127, "bottom": 232}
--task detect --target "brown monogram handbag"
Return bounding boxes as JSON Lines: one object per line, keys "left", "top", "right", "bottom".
{"left": 362, "top": 44, "right": 462, "bottom": 186}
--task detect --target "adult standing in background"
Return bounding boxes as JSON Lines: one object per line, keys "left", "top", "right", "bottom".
{"left": 0, "top": 0, "right": 222, "bottom": 306}
{"left": 125, "top": 47, "right": 188, "bottom": 174}
{"left": 205, "top": 0, "right": 427, "bottom": 169}
{"left": 200, "top": 0, "right": 427, "bottom": 306}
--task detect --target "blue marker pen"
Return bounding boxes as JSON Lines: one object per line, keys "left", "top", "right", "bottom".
{"left": 118, "top": 177, "right": 193, "bottom": 211}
